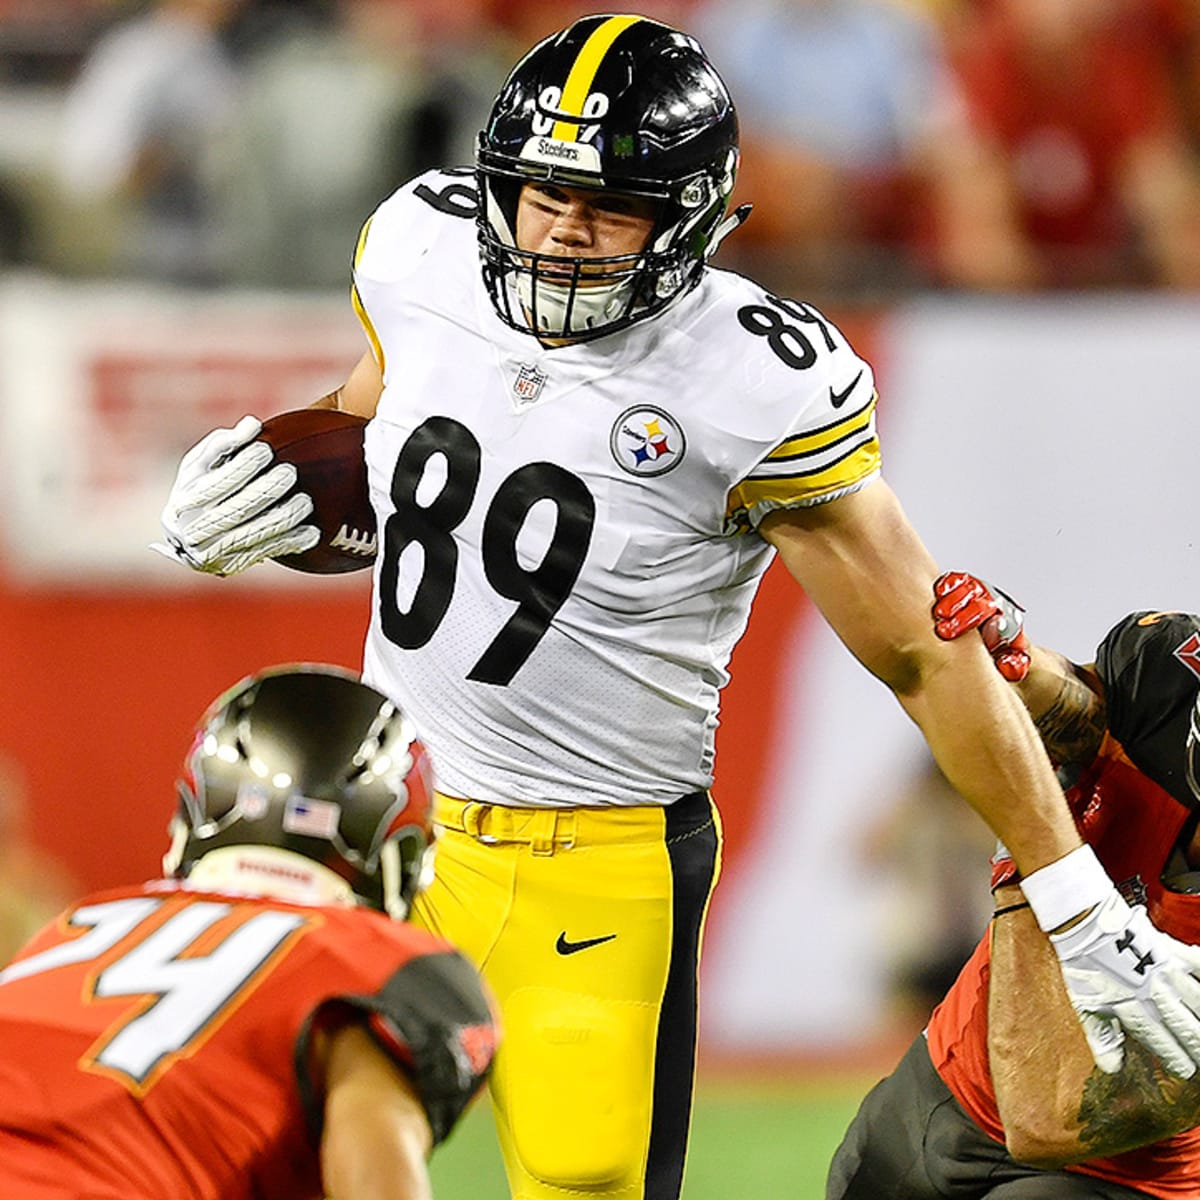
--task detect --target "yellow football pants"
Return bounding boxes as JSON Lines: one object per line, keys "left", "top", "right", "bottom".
{"left": 410, "top": 790, "right": 722, "bottom": 1200}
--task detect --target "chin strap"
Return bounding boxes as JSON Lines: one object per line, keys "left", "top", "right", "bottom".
{"left": 708, "top": 203, "right": 752, "bottom": 257}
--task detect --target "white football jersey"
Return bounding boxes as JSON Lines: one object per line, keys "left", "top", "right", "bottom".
{"left": 353, "top": 169, "right": 879, "bottom": 807}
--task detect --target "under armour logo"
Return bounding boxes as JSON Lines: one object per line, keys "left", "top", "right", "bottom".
{"left": 1116, "top": 929, "right": 1155, "bottom": 976}
{"left": 1117, "top": 875, "right": 1148, "bottom": 908}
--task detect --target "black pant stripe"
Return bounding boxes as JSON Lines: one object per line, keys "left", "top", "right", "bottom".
{"left": 645, "top": 791, "right": 720, "bottom": 1200}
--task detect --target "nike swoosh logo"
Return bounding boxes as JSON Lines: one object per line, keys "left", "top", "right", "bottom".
{"left": 555, "top": 932, "right": 617, "bottom": 956}
{"left": 829, "top": 369, "right": 864, "bottom": 408}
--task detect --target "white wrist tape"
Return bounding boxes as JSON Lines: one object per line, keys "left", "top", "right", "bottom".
{"left": 1020, "top": 843, "right": 1113, "bottom": 933}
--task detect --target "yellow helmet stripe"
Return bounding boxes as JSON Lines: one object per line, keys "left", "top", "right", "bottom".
{"left": 551, "top": 14, "right": 642, "bottom": 142}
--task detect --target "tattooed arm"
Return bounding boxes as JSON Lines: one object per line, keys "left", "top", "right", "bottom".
{"left": 1010, "top": 646, "right": 1108, "bottom": 773}
{"left": 989, "top": 625, "right": 1200, "bottom": 1161}
{"left": 990, "top": 880, "right": 1200, "bottom": 1165}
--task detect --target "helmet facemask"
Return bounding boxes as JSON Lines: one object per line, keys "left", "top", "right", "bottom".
{"left": 476, "top": 16, "right": 744, "bottom": 343}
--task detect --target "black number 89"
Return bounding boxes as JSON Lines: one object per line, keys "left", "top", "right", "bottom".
{"left": 736, "top": 294, "right": 838, "bottom": 369}
{"left": 379, "top": 417, "right": 596, "bottom": 686}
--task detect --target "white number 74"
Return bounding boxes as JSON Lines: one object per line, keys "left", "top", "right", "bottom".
{"left": 0, "top": 896, "right": 307, "bottom": 1088}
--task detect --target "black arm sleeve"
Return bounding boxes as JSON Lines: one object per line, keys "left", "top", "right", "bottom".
{"left": 296, "top": 947, "right": 495, "bottom": 1147}
{"left": 352, "top": 949, "right": 496, "bottom": 1146}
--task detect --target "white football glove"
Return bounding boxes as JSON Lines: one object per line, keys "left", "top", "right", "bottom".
{"left": 1047, "top": 888, "right": 1200, "bottom": 1078}
{"left": 150, "top": 416, "right": 319, "bottom": 576}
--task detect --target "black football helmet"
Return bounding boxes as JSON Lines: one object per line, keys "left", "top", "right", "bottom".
{"left": 164, "top": 665, "right": 434, "bottom": 919}
{"left": 477, "top": 13, "right": 745, "bottom": 342}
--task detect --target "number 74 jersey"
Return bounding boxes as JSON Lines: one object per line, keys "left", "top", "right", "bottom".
{"left": 354, "top": 170, "right": 881, "bottom": 808}
{"left": 0, "top": 884, "right": 496, "bottom": 1199}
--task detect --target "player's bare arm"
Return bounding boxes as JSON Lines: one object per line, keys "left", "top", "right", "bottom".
{"left": 930, "top": 574, "right": 1107, "bottom": 767}
{"left": 990, "top": 884, "right": 1200, "bottom": 1166}
{"left": 312, "top": 350, "right": 384, "bottom": 417}
{"left": 153, "top": 349, "right": 383, "bottom": 575}
{"left": 320, "top": 1020, "right": 434, "bottom": 1200}
{"left": 768, "top": 496, "right": 1200, "bottom": 1079}
{"left": 759, "top": 479, "right": 1081, "bottom": 876}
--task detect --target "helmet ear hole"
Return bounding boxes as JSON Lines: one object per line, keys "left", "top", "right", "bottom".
{"left": 476, "top": 15, "right": 740, "bottom": 341}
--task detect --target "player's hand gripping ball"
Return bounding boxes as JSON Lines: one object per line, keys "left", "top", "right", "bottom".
{"left": 152, "top": 411, "right": 375, "bottom": 576}
{"left": 256, "top": 409, "right": 376, "bottom": 574}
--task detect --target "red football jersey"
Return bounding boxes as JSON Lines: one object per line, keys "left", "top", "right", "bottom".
{"left": 928, "top": 612, "right": 1200, "bottom": 1198}
{"left": 0, "top": 881, "right": 496, "bottom": 1199}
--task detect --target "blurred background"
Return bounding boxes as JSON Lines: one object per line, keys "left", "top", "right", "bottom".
{"left": 1, "top": 0, "right": 1199, "bottom": 1192}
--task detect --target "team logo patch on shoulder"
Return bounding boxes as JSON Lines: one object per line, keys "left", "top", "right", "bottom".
{"left": 610, "top": 406, "right": 685, "bottom": 477}
{"left": 1174, "top": 632, "right": 1200, "bottom": 681}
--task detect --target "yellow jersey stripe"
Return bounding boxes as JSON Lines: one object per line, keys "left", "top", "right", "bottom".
{"left": 726, "top": 438, "right": 881, "bottom": 518}
{"left": 350, "top": 216, "right": 385, "bottom": 371}
{"left": 765, "top": 392, "right": 877, "bottom": 462}
{"left": 351, "top": 281, "right": 385, "bottom": 375}
{"left": 353, "top": 215, "right": 374, "bottom": 269}
{"left": 551, "top": 15, "right": 642, "bottom": 141}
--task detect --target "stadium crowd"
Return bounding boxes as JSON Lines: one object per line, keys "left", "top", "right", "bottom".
{"left": 0, "top": 0, "right": 1199, "bottom": 301}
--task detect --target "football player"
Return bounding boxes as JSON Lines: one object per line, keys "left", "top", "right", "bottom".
{"left": 0, "top": 665, "right": 496, "bottom": 1200}
{"left": 828, "top": 579, "right": 1200, "bottom": 1199}
{"left": 153, "top": 15, "right": 1200, "bottom": 1199}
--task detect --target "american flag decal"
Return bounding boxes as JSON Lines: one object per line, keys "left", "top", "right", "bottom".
{"left": 282, "top": 796, "right": 341, "bottom": 839}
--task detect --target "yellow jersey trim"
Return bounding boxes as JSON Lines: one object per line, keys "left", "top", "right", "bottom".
{"left": 353, "top": 215, "right": 374, "bottom": 269}
{"left": 726, "top": 439, "right": 881, "bottom": 519}
{"left": 765, "top": 392, "right": 877, "bottom": 462}
{"left": 351, "top": 216, "right": 385, "bottom": 373}
{"left": 351, "top": 283, "right": 385, "bottom": 374}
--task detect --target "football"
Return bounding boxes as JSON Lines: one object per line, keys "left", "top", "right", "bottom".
{"left": 257, "top": 408, "right": 376, "bottom": 575}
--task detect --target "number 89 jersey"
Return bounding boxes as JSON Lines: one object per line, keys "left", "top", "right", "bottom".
{"left": 354, "top": 170, "right": 880, "bottom": 808}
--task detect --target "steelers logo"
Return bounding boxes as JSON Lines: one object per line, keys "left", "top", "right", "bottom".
{"left": 610, "top": 406, "right": 686, "bottom": 477}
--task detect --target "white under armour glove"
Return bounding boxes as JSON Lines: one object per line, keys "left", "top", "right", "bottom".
{"left": 150, "top": 416, "right": 319, "bottom": 576}
{"left": 1022, "top": 845, "right": 1200, "bottom": 1078}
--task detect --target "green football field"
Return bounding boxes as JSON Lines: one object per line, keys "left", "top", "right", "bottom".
{"left": 429, "top": 1071, "right": 877, "bottom": 1198}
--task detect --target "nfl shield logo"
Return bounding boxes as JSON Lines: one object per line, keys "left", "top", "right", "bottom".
{"left": 513, "top": 362, "right": 547, "bottom": 406}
